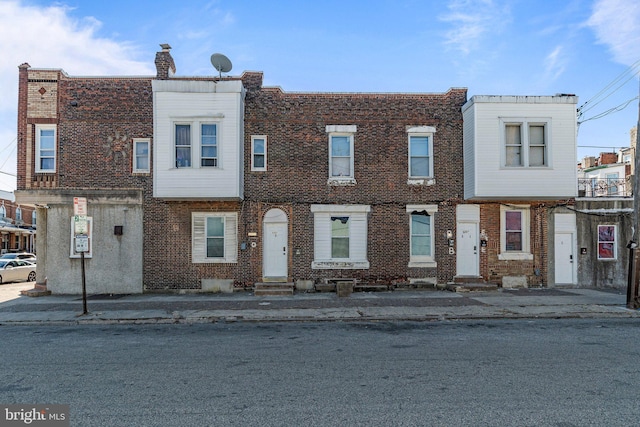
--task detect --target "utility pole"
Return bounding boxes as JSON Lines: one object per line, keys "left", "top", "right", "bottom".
{"left": 628, "top": 78, "right": 640, "bottom": 309}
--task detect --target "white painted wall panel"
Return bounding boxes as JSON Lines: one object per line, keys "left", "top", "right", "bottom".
{"left": 464, "top": 97, "right": 578, "bottom": 199}
{"left": 153, "top": 80, "right": 245, "bottom": 199}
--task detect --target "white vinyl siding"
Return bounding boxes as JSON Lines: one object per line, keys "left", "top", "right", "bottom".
{"left": 462, "top": 95, "right": 578, "bottom": 200}
{"left": 152, "top": 79, "right": 245, "bottom": 200}
{"left": 35, "top": 124, "right": 56, "bottom": 173}
{"left": 192, "top": 212, "right": 238, "bottom": 263}
{"left": 311, "top": 204, "right": 369, "bottom": 269}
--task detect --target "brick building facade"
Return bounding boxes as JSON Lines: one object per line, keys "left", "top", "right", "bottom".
{"left": 15, "top": 46, "right": 578, "bottom": 294}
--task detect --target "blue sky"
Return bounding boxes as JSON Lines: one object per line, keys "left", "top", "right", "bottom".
{"left": 0, "top": 0, "right": 638, "bottom": 192}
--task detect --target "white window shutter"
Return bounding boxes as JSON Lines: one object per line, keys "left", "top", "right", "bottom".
{"left": 225, "top": 213, "right": 238, "bottom": 262}
{"left": 350, "top": 215, "right": 368, "bottom": 261}
{"left": 314, "top": 213, "right": 330, "bottom": 261}
{"left": 192, "top": 213, "right": 205, "bottom": 263}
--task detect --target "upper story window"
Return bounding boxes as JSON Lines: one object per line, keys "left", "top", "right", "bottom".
{"left": 32, "top": 210, "right": 36, "bottom": 227}
{"left": 0, "top": 204, "right": 5, "bottom": 218}
{"left": 326, "top": 125, "right": 356, "bottom": 183}
{"left": 251, "top": 136, "right": 267, "bottom": 171}
{"left": 36, "top": 124, "right": 56, "bottom": 173}
{"left": 15, "top": 206, "right": 22, "bottom": 222}
{"left": 174, "top": 122, "right": 220, "bottom": 169}
{"left": 175, "top": 124, "right": 191, "bottom": 168}
{"left": 201, "top": 124, "right": 218, "bottom": 167}
{"left": 502, "top": 119, "right": 550, "bottom": 168}
{"left": 407, "top": 127, "right": 436, "bottom": 178}
{"left": 133, "top": 138, "right": 150, "bottom": 173}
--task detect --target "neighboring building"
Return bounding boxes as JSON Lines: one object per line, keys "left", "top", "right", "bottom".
{"left": 0, "top": 190, "right": 36, "bottom": 254}
{"left": 16, "top": 45, "right": 469, "bottom": 294}
{"left": 574, "top": 135, "right": 638, "bottom": 290}
{"left": 462, "top": 95, "right": 579, "bottom": 287}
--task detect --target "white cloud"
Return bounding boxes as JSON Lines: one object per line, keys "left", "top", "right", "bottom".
{"left": 587, "top": 0, "right": 640, "bottom": 66}
{"left": 439, "top": 0, "right": 511, "bottom": 55}
{"left": 0, "top": 0, "right": 155, "bottom": 191}
{"left": 544, "top": 45, "right": 567, "bottom": 81}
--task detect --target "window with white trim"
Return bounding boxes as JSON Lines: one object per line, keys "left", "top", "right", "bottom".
{"left": 407, "top": 127, "right": 436, "bottom": 178}
{"left": 133, "top": 138, "right": 150, "bottom": 173}
{"left": 597, "top": 225, "right": 616, "bottom": 260}
{"left": 174, "top": 121, "right": 220, "bottom": 169}
{"left": 326, "top": 125, "right": 356, "bottom": 182}
{"left": 15, "top": 207, "right": 22, "bottom": 222}
{"left": 201, "top": 124, "right": 218, "bottom": 167}
{"left": 499, "top": 205, "right": 532, "bottom": 260}
{"left": 192, "top": 212, "right": 237, "bottom": 263}
{"left": 407, "top": 204, "right": 437, "bottom": 267}
{"left": 311, "top": 204, "right": 369, "bottom": 269}
{"left": 251, "top": 135, "right": 267, "bottom": 171}
{"left": 502, "top": 119, "right": 550, "bottom": 168}
{"left": 36, "top": 124, "right": 56, "bottom": 172}
{"left": 32, "top": 210, "right": 36, "bottom": 227}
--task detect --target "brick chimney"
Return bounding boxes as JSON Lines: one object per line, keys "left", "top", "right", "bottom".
{"left": 599, "top": 152, "right": 618, "bottom": 165}
{"left": 155, "top": 43, "right": 176, "bottom": 79}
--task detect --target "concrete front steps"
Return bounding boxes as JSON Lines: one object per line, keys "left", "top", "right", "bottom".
{"left": 20, "top": 283, "right": 52, "bottom": 297}
{"left": 446, "top": 276, "right": 498, "bottom": 293}
{"left": 253, "top": 282, "right": 294, "bottom": 296}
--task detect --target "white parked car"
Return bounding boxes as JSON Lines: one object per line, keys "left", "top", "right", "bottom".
{"left": 0, "top": 259, "right": 36, "bottom": 284}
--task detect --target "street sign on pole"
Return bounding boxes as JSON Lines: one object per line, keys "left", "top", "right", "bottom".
{"left": 74, "top": 197, "right": 87, "bottom": 216}
{"left": 74, "top": 215, "right": 88, "bottom": 235}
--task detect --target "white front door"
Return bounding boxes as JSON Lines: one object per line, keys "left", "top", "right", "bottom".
{"left": 456, "top": 222, "right": 479, "bottom": 276}
{"left": 554, "top": 232, "right": 575, "bottom": 284}
{"left": 263, "top": 209, "right": 288, "bottom": 280}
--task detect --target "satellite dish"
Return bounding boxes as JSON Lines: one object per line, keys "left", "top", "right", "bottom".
{"left": 210, "top": 53, "right": 232, "bottom": 78}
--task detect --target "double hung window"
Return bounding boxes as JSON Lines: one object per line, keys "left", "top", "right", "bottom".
{"left": 36, "top": 125, "right": 56, "bottom": 172}
{"left": 174, "top": 122, "right": 220, "bottom": 168}
{"left": 326, "top": 125, "right": 356, "bottom": 182}
{"left": 192, "top": 212, "right": 237, "bottom": 263}
{"left": 407, "top": 204, "right": 437, "bottom": 267}
{"left": 133, "top": 139, "right": 150, "bottom": 173}
{"left": 499, "top": 205, "right": 532, "bottom": 260}
{"left": 251, "top": 136, "right": 267, "bottom": 171}
{"left": 503, "top": 119, "right": 549, "bottom": 168}
{"left": 597, "top": 225, "right": 616, "bottom": 260}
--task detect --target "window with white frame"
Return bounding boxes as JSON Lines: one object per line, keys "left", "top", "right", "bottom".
{"left": 15, "top": 206, "right": 22, "bottom": 222}
{"left": 311, "top": 204, "right": 369, "bottom": 269}
{"left": 175, "top": 124, "right": 191, "bottom": 167}
{"left": 407, "top": 127, "right": 436, "bottom": 179}
{"left": 36, "top": 124, "right": 56, "bottom": 172}
{"left": 499, "top": 205, "right": 533, "bottom": 260}
{"left": 331, "top": 216, "right": 350, "bottom": 258}
{"left": 174, "top": 122, "right": 220, "bottom": 169}
{"left": 192, "top": 212, "right": 237, "bottom": 263}
{"left": 251, "top": 135, "right": 267, "bottom": 171}
{"left": 201, "top": 124, "right": 218, "bottom": 167}
{"left": 597, "top": 225, "right": 616, "bottom": 260}
{"left": 32, "top": 210, "right": 36, "bottom": 227}
{"left": 502, "top": 119, "right": 549, "bottom": 168}
{"left": 326, "top": 125, "right": 356, "bottom": 182}
{"left": 133, "top": 138, "right": 150, "bottom": 173}
{"left": 0, "top": 204, "right": 5, "bottom": 219}
{"left": 407, "top": 204, "right": 437, "bottom": 267}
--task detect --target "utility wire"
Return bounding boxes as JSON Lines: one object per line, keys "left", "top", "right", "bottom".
{"left": 578, "top": 58, "right": 640, "bottom": 118}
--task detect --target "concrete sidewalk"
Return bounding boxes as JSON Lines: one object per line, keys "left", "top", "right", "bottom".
{"left": 0, "top": 282, "right": 638, "bottom": 325}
